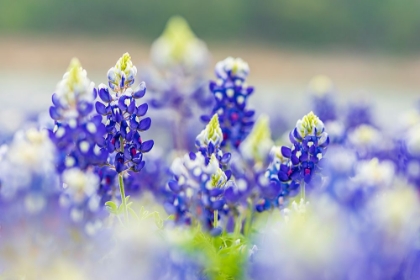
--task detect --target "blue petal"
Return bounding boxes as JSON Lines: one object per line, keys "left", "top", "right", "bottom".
{"left": 141, "top": 140, "right": 154, "bottom": 153}
{"left": 98, "top": 87, "right": 112, "bottom": 103}
{"left": 95, "top": 102, "right": 107, "bottom": 115}
{"left": 136, "top": 103, "right": 148, "bottom": 116}
{"left": 49, "top": 106, "right": 60, "bottom": 120}
{"left": 138, "top": 117, "right": 151, "bottom": 131}
{"left": 281, "top": 146, "right": 291, "bottom": 158}
{"left": 133, "top": 82, "right": 146, "bottom": 98}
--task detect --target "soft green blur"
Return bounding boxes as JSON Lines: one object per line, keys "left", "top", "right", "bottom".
{"left": 1, "top": 0, "right": 420, "bottom": 51}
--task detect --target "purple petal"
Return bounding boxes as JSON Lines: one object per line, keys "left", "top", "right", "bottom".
{"left": 138, "top": 117, "right": 151, "bottom": 131}
{"left": 140, "top": 140, "right": 154, "bottom": 153}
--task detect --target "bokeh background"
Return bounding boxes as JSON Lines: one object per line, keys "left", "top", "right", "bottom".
{"left": 1, "top": 0, "right": 420, "bottom": 130}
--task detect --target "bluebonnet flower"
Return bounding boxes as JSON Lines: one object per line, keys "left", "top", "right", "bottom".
{"left": 346, "top": 124, "right": 382, "bottom": 159}
{"left": 142, "top": 17, "right": 212, "bottom": 151}
{"left": 202, "top": 57, "right": 255, "bottom": 149}
{"left": 255, "top": 146, "right": 292, "bottom": 212}
{"left": 277, "top": 111, "right": 329, "bottom": 188}
{"left": 195, "top": 114, "right": 231, "bottom": 167}
{"left": 226, "top": 115, "right": 276, "bottom": 212}
{"left": 400, "top": 124, "right": 420, "bottom": 187}
{"left": 49, "top": 59, "right": 108, "bottom": 172}
{"left": 150, "top": 16, "right": 209, "bottom": 75}
{"left": 256, "top": 112, "right": 329, "bottom": 212}
{"left": 308, "top": 75, "right": 337, "bottom": 123}
{"left": 95, "top": 53, "right": 154, "bottom": 174}
{"left": 164, "top": 115, "right": 234, "bottom": 232}
{"left": 345, "top": 101, "right": 374, "bottom": 131}
{"left": 59, "top": 167, "right": 107, "bottom": 235}
{"left": 0, "top": 128, "right": 58, "bottom": 203}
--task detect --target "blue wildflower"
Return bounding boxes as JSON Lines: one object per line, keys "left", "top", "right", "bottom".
{"left": 308, "top": 75, "right": 337, "bottom": 123}
{"left": 277, "top": 111, "right": 329, "bottom": 189}
{"left": 345, "top": 101, "right": 374, "bottom": 131}
{"left": 202, "top": 57, "right": 255, "bottom": 149}
{"left": 164, "top": 114, "right": 234, "bottom": 232}
{"left": 257, "top": 112, "right": 329, "bottom": 212}
{"left": 49, "top": 59, "right": 108, "bottom": 172}
{"left": 96, "top": 53, "right": 154, "bottom": 174}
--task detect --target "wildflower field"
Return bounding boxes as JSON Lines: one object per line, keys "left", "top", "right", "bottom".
{"left": 1, "top": 16, "right": 420, "bottom": 280}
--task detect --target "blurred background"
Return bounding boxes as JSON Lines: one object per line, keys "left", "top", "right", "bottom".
{"left": 1, "top": 0, "right": 420, "bottom": 128}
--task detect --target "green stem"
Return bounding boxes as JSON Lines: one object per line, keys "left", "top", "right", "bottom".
{"left": 119, "top": 173, "right": 128, "bottom": 223}
{"left": 244, "top": 199, "right": 254, "bottom": 237}
{"left": 234, "top": 214, "right": 242, "bottom": 237}
{"left": 300, "top": 182, "right": 306, "bottom": 201}
{"left": 214, "top": 210, "right": 218, "bottom": 228}
{"left": 118, "top": 136, "right": 128, "bottom": 223}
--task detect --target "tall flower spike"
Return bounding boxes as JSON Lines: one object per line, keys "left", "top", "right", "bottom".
{"left": 240, "top": 114, "right": 274, "bottom": 164}
{"left": 280, "top": 111, "right": 329, "bottom": 187}
{"left": 257, "top": 112, "right": 329, "bottom": 212}
{"left": 49, "top": 59, "right": 108, "bottom": 173}
{"left": 202, "top": 57, "right": 255, "bottom": 149}
{"left": 107, "top": 53, "right": 138, "bottom": 92}
{"left": 96, "top": 53, "right": 154, "bottom": 174}
{"left": 50, "top": 58, "right": 95, "bottom": 120}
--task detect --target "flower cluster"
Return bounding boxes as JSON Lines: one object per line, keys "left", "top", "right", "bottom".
{"left": 49, "top": 59, "right": 108, "bottom": 172}
{"left": 277, "top": 111, "right": 329, "bottom": 190}
{"left": 96, "top": 53, "right": 154, "bottom": 173}
{"left": 4, "top": 22, "right": 420, "bottom": 280}
{"left": 165, "top": 114, "right": 234, "bottom": 233}
{"left": 202, "top": 57, "right": 255, "bottom": 149}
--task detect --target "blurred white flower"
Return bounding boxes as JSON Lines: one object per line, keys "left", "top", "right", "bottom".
{"left": 62, "top": 168, "right": 98, "bottom": 203}
{"left": 353, "top": 158, "right": 395, "bottom": 188}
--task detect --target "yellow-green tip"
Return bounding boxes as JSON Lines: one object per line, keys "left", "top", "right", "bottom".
{"left": 115, "top": 52, "right": 132, "bottom": 72}
{"left": 160, "top": 16, "right": 196, "bottom": 60}
{"left": 297, "top": 111, "right": 324, "bottom": 137}
{"left": 308, "top": 75, "right": 333, "bottom": 95}
{"left": 67, "top": 58, "right": 82, "bottom": 87}
{"left": 251, "top": 115, "right": 271, "bottom": 144}
{"left": 207, "top": 114, "right": 222, "bottom": 143}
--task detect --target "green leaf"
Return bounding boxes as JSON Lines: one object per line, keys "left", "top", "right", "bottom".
{"left": 105, "top": 201, "right": 118, "bottom": 214}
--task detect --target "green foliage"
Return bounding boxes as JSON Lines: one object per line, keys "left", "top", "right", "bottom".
{"left": 180, "top": 227, "right": 249, "bottom": 280}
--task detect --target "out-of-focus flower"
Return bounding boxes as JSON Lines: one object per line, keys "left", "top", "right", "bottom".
{"left": 0, "top": 128, "right": 57, "bottom": 200}
{"left": 347, "top": 124, "right": 382, "bottom": 158}
{"left": 345, "top": 101, "right": 374, "bottom": 130}
{"left": 353, "top": 158, "right": 395, "bottom": 188}
{"left": 151, "top": 16, "right": 209, "bottom": 73}
{"left": 50, "top": 58, "right": 95, "bottom": 121}
{"left": 49, "top": 59, "right": 108, "bottom": 173}
{"left": 240, "top": 114, "right": 274, "bottom": 164}
{"left": 308, "top": 75, "right": 337, "bottom": 123}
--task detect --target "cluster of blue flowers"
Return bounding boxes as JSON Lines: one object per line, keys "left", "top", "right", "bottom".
{"left": 3, "top": 17, "right": 420, "bottom": 280}
{"left": 202, "top": 57, "right": 255, "bottom": 149}
{"left": 95, "top": 53, "right": 154, "bottom": 174}
{"left": 49, "top": 59, "right": 108, "bottom": 172}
